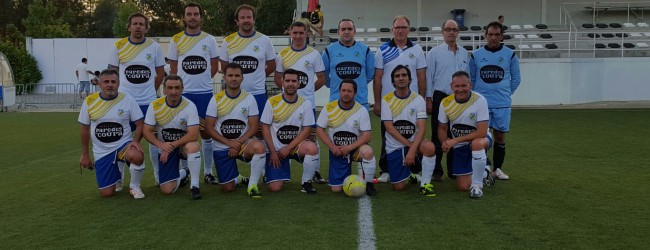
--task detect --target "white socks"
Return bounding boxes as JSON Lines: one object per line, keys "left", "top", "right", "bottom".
{"left": 174, "top": 168, "right": 188, "bottom": 193}
{"left": 118, "top": 161, "right": 126, "bottom": 183}
{"left": 302, "top": 154, "right": 319, "bottom": 183}
{"left": 248, "top": 154, "right": 265, "bottom": 189}
{"left": 361, "top": 157, "right": 377, "bottom": 183}
{"left": 129, "top": 163, "right": 145, "bottom": 189}
{"left": 421, "top": 155, "right": 436, "bottom": 186}
{"left": 472, "top": 150, "right": 487, "bottom": 188}
{"left": 149, "top": 143, "right": 160, "bottom": 184}
{"left": 186, "top": 152, "right": 201, "bottom": 188}
{"left": 202, "top": 139, "right": 214, "bottom": 175}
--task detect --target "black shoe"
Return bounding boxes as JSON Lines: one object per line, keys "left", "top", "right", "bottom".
{"left": 365, "top": 182, "right": 377, "bottom": 196}
{"left": 179, "top": 167, "right": 190, "bottom": 188}
{"left": 312, "top": 171, "right": 327, "bottom": 184}
{"left": 301, "top": 181, "right": 317, "bottom": 194}
{"left": 204, "top": 173, "right": 218, "bottom": 185}
{"left": 190, "top": 186, "right": 202, "bottom": 200}
{"left": 432, "top": 175, "right": 443, "bottom": 182}
{"left": 407, "top": 174, "right": 419, "bottom": 185}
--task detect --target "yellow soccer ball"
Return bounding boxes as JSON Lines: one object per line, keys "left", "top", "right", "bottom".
{"left": 343, "top": 174, "right": 366, "bottom": 198}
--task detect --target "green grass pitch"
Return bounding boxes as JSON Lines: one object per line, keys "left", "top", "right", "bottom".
{"left": 1, "top": 109, "right": 649, "bottom": 249}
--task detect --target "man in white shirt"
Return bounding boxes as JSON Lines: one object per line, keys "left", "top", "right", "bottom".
{"left": 76, "top": 58, "right": 94, "bottom": 99}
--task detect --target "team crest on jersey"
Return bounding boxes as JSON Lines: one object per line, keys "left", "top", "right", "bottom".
{"left": 354, "top": 51, "right": 360, "bottom": 57}
{"left": 498, "top": 57, "right": 504, "bottom": 63}
{"left": 409, "top": 53, "right": 415, "bottom": 59}
{"left": 469, "top": 112, "right": 476, "bottom": 122}
{"left": 180, "top": 118, "right": 187, "bottom": 126}
{"left": 241, "top": 107, "right": 248, "bottom": 116}
{"left": 298, "top": 112, "right": 304, "bottom": 121}
{"left": 253, "top": 46, "right": 260, "bottom": 52}
{"left": 409, "top": 108, "right": 416, "bottom": 117}
{"left": 202, "top": 45, "right": 209, "bottom": 52}
{"left": 118, "top": 109, "right": 125, "bottom": 117}
{"left": 353, "top": 120, "right": 359, "bottom": 128}
{"left": 146, "top": 54, "right": 153, "bottom": 61}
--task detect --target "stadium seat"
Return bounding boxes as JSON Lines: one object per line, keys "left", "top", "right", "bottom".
{"left": 463, "top": 45, "right": 474, "bottom": 51}
{"left": 527, "top": 34, "right": 539, "bottom": 39}
{"left": 423, "top": 46, "right": 432, "bottom": 51}
{"left": 608, "top": 43, "right": 621, "bottom": 48}
{"left": 380, "top": 38, "right": 391, "bottom": 42}
{"left": 470, "top": 26, "right": 482, "bottom": 31}
{"left": 505, "top": 44, "right": 516, "bottom": 49}
{"left": 610, "top": 23, "right": 622, "bottom": 28}
{"left": 623, "top": 23, "right": 636, "bottom": 28}
{"left": 380, "top": 28, "right": 390, "bottom": 32}
{"left": 433, "top": 36, "right": 443, "bottom": 41}
{"left": 582, "top": 23, "right": 595, "bottom": 28}
{"left": 369, "top": 46, "right": 378, "bottom": 52}
{"left": 366, "top": 28, "right": 377, "bottom": 33}
{"left": 595, "top": 43, "right": 606, "bottom": 49}
{"left": 523, "top": 24, "right": 535, "bottom": 29}
{"left": 623, "top": 43, "right": 635, "bottom": 48}
{"left": 536, "top": 24, "right": 548, "bottom": 29}
{"left": 431, "top": 27, "right": 442, "bottom": 32}
{"left": 503, "top": 26, "right": 509, "bottom": 31}
{"left": 355, "top": 37, "right": 365, "bottom": 42}
{"left": 510, "top": 25, "right": 522, "bottom": 30}
{"left": 540, "top": 33, "right": 553, "bottom": 39}
{"left": 418, "top": 27, "right": 429, "bottom": 32}
{"left": 643, "top": 32, "right": 650, "bottom": 37}
{"left": 596, "top": 23, "right": 608, "bottom": 28}
{"left": 419, "top": 37, "right": 431, "bottom": 41}
{"left": 408, "top": 37, "right": 417, "bottom": 41}
{"left": 329, "top": 29, "right": 338, "bottom": 34}
{"left": 356, "top": 28, "right": 365, "bottom": 33}
{"left": 409, "top": 27, "right": 416, "bottom": 32}
{"left": 636, "top": 42, "right": 649, "bottom": 47}
{"left": 459, "top": 26, "right": 469, "bottom": 31}
{"left": 366, "top": 37, "right": 378, "bottom": 42}
{"left": 615, "top": 33, "right": 629, "bottom": 38}
{"left": 460, "top": 36, "right": 471, "bottom": 41}
{"left": 545, "top": 44, "right": 558, "bottom": 49}
{"left": 504, "top": 34, "right": 512, "bottom": 40}
{"left": 602, "top": 33, "right": 614, "bottom": 38}
{"left": 330, "top": 38, "right": 339, "bottom": 43}
{"left": 629, "top": 32, "right": 642, "bottom": 37}
{"left": 587, "top": 33, "right": 601, "bottom": 38}
{"left": 473, "top": 35, "right": 484, "bottom": 40}
{"left": 532, "top": 44, "right": 543, "bottom": 49}
{"left": 638, "top": 23, "right": 649, "bottom": 28}
{"left": 518, "top": 44, "right": 530, "bottom": 49}
{"left": 514, "top": 34, "right": 525, "bottom": 39}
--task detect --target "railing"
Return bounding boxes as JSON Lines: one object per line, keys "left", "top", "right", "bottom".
{"left": 15, "top": 83, "right": 83, "bottom": 110}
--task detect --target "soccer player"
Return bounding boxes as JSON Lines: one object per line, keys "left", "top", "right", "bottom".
{"left": 261, "top": 69, "right": 320, "bottom": 194}
{"left": 426, "top": 19, "right": 470, "bottom": 181}
{"left": 167, "top": 2, "right": 220, "bottom": 185}
{"left": 108, "top": 13, "right": 166, "bottom": 187}
{"left": 316, "top": 79, "right": 377, "bottom": 196}
{"left": 218, "top": 4, "right": 276, "bottom": 115}
{"left": 373, "top": 15, "right": 427, "bottom": 183}
{"left": 143, "top": 75, "right": 201, "bottom": 199}
{"left": 438, "top": 71, "right": 492, "bottom": 199}
{"left": 79, "top": 69, "right": 145, "bottom": 199}
{"left": 322, "top": 19, "right": 375, "bottom": 109}
{"left": 274, "top": 21, "right": 327, "bottom": 184}
{"left": 381, "top": 65, "right": 437, "bottom": 196}
{"left": 204, "top": 63, "right": 265, "bottom": 198}
{"left": 469, "top": 21, "right": 521, "bottom": 180}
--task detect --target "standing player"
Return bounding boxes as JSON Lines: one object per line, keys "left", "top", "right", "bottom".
{"left": 322, "top": 19, "right": 375, "bottom": 109}
{"left": 438, "top": 71, "right": 492, "bottom": 198}
{"left": 316, "top": 79, "right": 377, "bottom": 196}
{"left": 469, "top": 21, "right": 521, "bottom": 180}
{"left": 381, "top": 65, "right": 437, "bottom": 196}
{"left": 261, "top": 69, "right": 320, "bottom": 194}
{"left": 76, "top": 58, "right": 94, "bottom": 99}
{"left": 168, "top": 2, "right": 220, "bottom": 185}
{"left": 274, "top": 21, "right": 326, "bottom": 184}
{"left": 218, "top": 4, "right": 276, "bottom": 115}
{"left": 204, "top": 63, "right": 265, "bottom": 198}
{"left": 143, "top": 75, "right": 201, "bottom": 199}
{"left": 79, "top": 69, "right": 145, "bottom": 199}
{"left": 108, "top": 13, "right": 166, "bottom": 187}
{"left": 373, "top": 15, "right": 427, "bottom": 182}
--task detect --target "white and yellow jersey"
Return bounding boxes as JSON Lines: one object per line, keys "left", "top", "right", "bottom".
{"left": 316, "top": 100, "right": 371, "bottom": 146}
{"left": 78, "top": 92, "right": 143, "bottom": 160}
{"left": 437, "top": 91, "right": 490, "bottom": 148}
{"left": 168, "top": 31, "right": 219, "bottom": 94}
{"left": 260, "top": 94, "right": 315, "bottom": 150}
{"left": 275, "top": 46, "right": 325, "bottom": 110}
{"left": 380, "top": 91, "right": 427, "bottom": 153}
{"left": 144, "top": 96, "right": 199, "bottom": 142}
{"left": 109, "top": 37, "right": 166, "bottom": 105}
{"left": 218, "top": 31, "right": 276, "bottom": 95}
{"left": 205, "top": 90, "right": 259, "bottom": 151}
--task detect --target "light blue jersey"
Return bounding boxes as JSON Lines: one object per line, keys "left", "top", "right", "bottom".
{"left": 322, "top": 41, "right": 375, "bottom": 108}
{"left": 469, "top": 44, "right": 521, "bottom": 108}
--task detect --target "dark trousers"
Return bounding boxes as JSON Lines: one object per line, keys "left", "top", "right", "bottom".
{"left": 431, "top": 90, "right": 454, "bottom": 178}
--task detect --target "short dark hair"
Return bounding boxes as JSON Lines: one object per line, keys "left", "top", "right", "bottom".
{"left": 235, "top": 4, "right": 256, "bottom": 20}
{"left": 485, "top": 21, "right": 505, "bottom": 34}
{"left": 283, "top": 69, "right": 300, "bottom": 80}
{"left": 163, "top": 74, "right": 183, "bottom": 87}
{"left": 289, "top": 21, "right": 306, "bottom": 31}
{"left": 127, "top": 13, "right": 150, "bottom": 29}
{"left": 338, "top": 18, "right": 355, "bottom": 29}
{"left": 99, "top": 69, "right": 119, "bottom": 78}
{"left": 301, "top": 11, "right": 309, "bottom": 18}
{"left": 184, "top": 2, "right": 202, "bottom": 17}
{"left": 498, "top": 15, "right": 504, "bottom": 19}
{"left": 340, "top": 79, "right": 357, "bottom": 93}
{"left": 224, "top": 63, "right": 243, "bottom": 75}
{"left": 94, "top": 70, "right": 100, "bottom": 76}
{"left": 81, "top": 58, "right": 87, "bottom": 63}
{"left": 451, "top": 70, "right": 470, "bottom": 81}
{"left": 391, "top": 65, "right": 412, "bottom": 83}
{"left": 317, "top": 4, "right": 321, "bottom": 9}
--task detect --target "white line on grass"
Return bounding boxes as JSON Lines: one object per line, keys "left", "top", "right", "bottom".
{"left": 358, "top": 196, "right": 376, "bottom": 250}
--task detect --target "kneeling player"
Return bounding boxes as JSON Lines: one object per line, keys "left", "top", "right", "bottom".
{"left": 438, "top": 71, "right": 492, "bottom": 199}
{"left": 316, "top": 79, "right": 377, "bottom": 196}
{"left": 205, "top": 63, "right": 265, "bottom": 198}
{"left": 79, "top": 69, "right": 146, "bottom": 198}
{"left": 381, "top": 65, "right": 437, "bottom": 196}
{"left": 143, "top": 75, "right": 200, "bottom": 199}
{"left": 261, "top": 69, "right": 320, "bottom": 194}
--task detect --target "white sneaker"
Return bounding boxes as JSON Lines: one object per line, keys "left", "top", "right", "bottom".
{"left": 493, "top": 168, "right": 510, "bottom": 180}
{"left": 470, "top": 186, "right": 483, "bottom": 199}
{"left": 129, "top": 187, "right": 145, "bottom": 199}
{"left": 115, "top": 181, "right": 123, "bottom": 192}
{"left": 377, "top": 172, "right": 390, "bottom": 183}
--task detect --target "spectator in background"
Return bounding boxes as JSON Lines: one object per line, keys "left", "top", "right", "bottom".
{"left": 498, "top": 15, "right": 505, "bottom": 24}
{"left": 76, "top": 58, "right": 94, "bottom": 99}
{"left": 90, "top": 70, "right": 100, "bottom": 92}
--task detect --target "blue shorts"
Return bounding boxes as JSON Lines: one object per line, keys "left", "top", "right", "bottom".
{"left": 328, "top": 149, "right": 361, "bottom": 186}
{"left": 253, "top": 93, "right": 267, "bottom": 115}
{"left": 94, "top": 141, "right": 129, "bottom": 189}
{"left": 79, "top": 81, "right": 90, "bottom": 93}
{"left": 387, "top": 148, "right": 422, "bottom": 183}
{"left": 182, "top": 92, "right": 212, "bottom": 119}
{"left": 212, "top": 150, "right": 250, "bottom": 184}
{"left": 130, "top": 105, "right": 149, "bottom": 132}
{"left": 264, "top": 150, "right": 303, "bottom": 184}
{"left": 489, "top": 107, "right": 511, "bottom": 133}
{"left": 451, "top": 136, "right": 493, "bottom": 176}
{"left": 158, "top": 148, "right": 187, "bottom": 185}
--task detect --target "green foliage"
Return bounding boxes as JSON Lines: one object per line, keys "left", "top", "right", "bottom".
{"left": 112, "top": 1, "right": 140, "bottom": 38}
{"left": 256, "top": 0, "right": 296, "bottom": 35}
{"left": 139, "top": 0, "right": 184, "bottom": 36}
{"left": 93, "top": 0, "right": 117, "bottom": 37}
{"left": 0, "top": 41, "right": 42, "bottom": 86}
{"left": 22, "top": 0, "right": 74, "bottom": 38}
